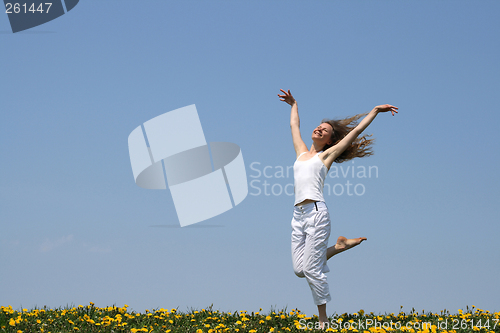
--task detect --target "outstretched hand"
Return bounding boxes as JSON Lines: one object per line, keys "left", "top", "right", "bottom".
{"left": 374, "top": 104, "right": 399, "bottom": 116}
{"left": 278, "top": 89, "right": 296, "bottom": 106}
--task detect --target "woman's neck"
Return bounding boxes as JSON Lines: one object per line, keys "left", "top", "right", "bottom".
{"left": 310, "top": 143, "right": 323, "bottom": 154}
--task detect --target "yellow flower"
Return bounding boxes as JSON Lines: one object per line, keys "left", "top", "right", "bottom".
{"left": 9, "top": 318, "right": 16, "bottom": 326}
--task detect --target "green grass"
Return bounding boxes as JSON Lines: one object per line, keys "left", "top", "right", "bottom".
{"left": 1, "top": 303, "right": 499, "bottom": 332}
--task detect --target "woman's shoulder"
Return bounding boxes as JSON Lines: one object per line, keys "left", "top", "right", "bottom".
{"left": 296, "top": 151, "right": 308, "bottom": 161}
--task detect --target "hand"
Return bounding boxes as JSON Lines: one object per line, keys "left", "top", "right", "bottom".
{"left": 374, "top": 104, "right": 399, "bottom": 116}
{"left": 278, "top": 89, "right": 296, "bottom": 106}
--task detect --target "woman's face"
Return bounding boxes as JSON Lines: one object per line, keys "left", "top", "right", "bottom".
{"left": 312, "top": 123, "right": 333, "bottom": 145}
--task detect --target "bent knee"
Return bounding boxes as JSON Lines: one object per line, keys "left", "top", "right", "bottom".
{"left": 303, "top": 267, "right": 323, "bottom": 280}
{"left": 294, "top": 269, "right": 305, "bottom": 278}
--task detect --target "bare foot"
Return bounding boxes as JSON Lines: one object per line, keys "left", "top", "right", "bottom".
{"left": 318, "top": 316, "right": 329, "bottom": 329}
{"left": 327, "top": 236, "right": 367, "bottom": 260}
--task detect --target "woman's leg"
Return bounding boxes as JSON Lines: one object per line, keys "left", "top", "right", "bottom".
{"left": 326, "top": 236, "right": 367, "bottom": 260}
{"left": 292, "top": 203, "right": 333, "bottom": 327}
{"left": 302, "top": 207, "right": 331, "bottom": 306}
{"left": 291, "top": 210, "right": 306, "bottom": 278}
{"left": 301, "top": 205, "right": 331, "bottom": 328}
{"left": 317, "top": 303, "right": 328, "bottom": 328}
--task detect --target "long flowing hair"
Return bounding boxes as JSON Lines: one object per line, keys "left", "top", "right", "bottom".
{"left": 321, "top": 113, "right": 374, "bottom": 163}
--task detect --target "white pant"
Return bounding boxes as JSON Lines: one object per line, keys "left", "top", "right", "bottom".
{"left": 291, "top": 201, "right": 331, "bottom": 305}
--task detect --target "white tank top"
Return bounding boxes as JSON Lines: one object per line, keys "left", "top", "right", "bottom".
{"left": 293, "top": 152, "right": 328, "bottom": 205}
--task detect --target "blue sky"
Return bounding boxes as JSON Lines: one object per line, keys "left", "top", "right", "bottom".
{"left": 1, "top": 0, "right": 499, "bottom": 318}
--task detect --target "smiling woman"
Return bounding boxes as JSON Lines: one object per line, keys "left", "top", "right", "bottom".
{"left": 277, "top": 88, "right": 398, "bottom": 328}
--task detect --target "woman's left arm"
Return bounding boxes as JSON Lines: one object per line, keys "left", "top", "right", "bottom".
{"left": 322, "top": 104, "right": 398, "bottom": 169}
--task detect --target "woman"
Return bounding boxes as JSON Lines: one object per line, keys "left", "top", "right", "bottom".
{"left": 278, "top": 89, "right": 398, "bottom": 327}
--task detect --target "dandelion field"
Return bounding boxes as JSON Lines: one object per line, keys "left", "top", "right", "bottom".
{"left": 1, "top": 303, "right": 499, "bottom": 333}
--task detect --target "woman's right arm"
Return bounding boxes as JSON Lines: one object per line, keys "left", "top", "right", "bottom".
{"left": 278, "top": 89, "right": 308, "bottom": 157}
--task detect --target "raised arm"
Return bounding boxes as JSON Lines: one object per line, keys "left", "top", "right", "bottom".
{"left": 278, "top": 89, "right": 308, "bottom": 157}
{"left": 322, "top": 104, "right": 398, "bottom": 169}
